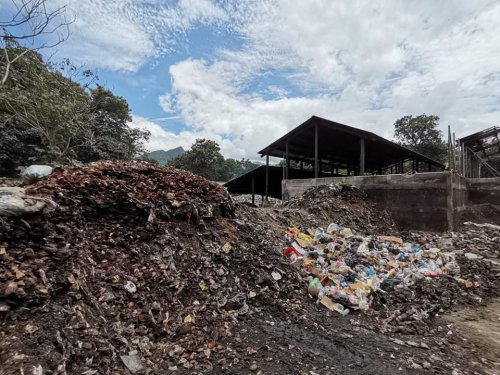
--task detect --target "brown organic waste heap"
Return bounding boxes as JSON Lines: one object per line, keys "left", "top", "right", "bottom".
{"left": 1, "top": 163, "right": 499, "bottom": 375}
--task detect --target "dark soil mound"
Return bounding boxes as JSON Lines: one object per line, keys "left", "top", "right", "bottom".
{"left": 284, "top": 184, "right": 395, "bottom": 233}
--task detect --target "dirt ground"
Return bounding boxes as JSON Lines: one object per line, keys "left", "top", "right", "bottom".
{"left": 444, "top": 300, "right": 500, "bottom": 374}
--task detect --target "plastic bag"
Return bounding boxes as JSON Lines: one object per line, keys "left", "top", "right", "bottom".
{"left": 21, "top": 165, "right": 53, "bottom": 183}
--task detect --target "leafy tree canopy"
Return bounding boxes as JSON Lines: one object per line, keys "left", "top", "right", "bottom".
{"left": 393, "top": 114, "right": 447, "bottom": 163}
{"left": 168, "top": 139, "right": 257, "bottom": 181}
{"left": 0, "top": 45, "right": 149, "bottom": 176}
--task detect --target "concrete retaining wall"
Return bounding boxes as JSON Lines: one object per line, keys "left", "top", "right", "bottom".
{"left": 282, "top": 172, "right": 478, "bottom": 232}
{"left": 468, "top": 177, "right": 500, "bottom": 206}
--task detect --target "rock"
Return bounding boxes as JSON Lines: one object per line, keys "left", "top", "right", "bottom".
{"left": 406, "top": 341, "right": 419, "bottom": 347}
{"left": 120, "top": 355, "right": 143, "bottom": 374}
{"left": 249, "top": 362, "right": 258, "bottom": 371}
{"left": 271, "top": 271, "right": 282, "bottom": 281}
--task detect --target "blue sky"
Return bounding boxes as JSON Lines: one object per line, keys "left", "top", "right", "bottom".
{"left": 2, "top": 0, "right": 500, "bottom": 160}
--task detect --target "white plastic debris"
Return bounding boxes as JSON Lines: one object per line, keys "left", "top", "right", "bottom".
{"left": 464, "top": 252, "right": 479, "bottom": 260}
{"left": 124, "top": 281, "right": 137, "bottom": 293}
{"left": 0, "top": 187, "right": 53, "bottom": 217}
{"left": 120, "top": 355, "right": 143, "bottom": 374}
{"left": 21, "top": 165, "right": 53, "bottom": 183}
{"left": 271, "top": 271, "right": 282, "bottom": 281}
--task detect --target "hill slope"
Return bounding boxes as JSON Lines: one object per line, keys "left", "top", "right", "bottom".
{"left": 146, "top": 147, "right": 185, "bottom": 164}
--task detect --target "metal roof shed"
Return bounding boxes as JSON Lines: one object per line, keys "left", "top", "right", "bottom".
{"left": 259, "top": 115, "right": 443, "bottom": 176}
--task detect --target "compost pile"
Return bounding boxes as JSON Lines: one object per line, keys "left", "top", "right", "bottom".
{"left": 0, "top": 161, "right": 305, "bottom": 374}
{"left": 284, "top": 184, "right": 395, "bottom": 233}
{"left": 29, "top": 160, "right": 234, "bottom": 221}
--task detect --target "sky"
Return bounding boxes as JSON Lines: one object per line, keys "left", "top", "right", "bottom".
{"left": 2, "top": 0, "right": 500, "bottom": 160}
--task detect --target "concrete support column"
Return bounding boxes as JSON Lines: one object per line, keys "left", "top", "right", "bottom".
{"left": 359, "top": 138, "right": 365, "bottom": 176}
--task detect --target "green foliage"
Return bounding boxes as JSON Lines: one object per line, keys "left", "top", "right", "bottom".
{"left": 394, "top": 114, "right": 447, "bottom": 163}
{"left": 168, "top": 139, "right": 225, "bottom": 180}
{"left": 168, "top": 139, "right": 258, "bottom": 181}
{"left": 222, "top": 158, "right": 258, "bottom": 180}
{"left": 0, "top": 46, "right": 149, "bottom": 176}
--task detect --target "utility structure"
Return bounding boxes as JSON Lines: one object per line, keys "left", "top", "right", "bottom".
{"left": 457, "top": 127, "right": 500, "bottom": 178}
{"left": 225, "top": 116, "right": 444, "bottom": 201}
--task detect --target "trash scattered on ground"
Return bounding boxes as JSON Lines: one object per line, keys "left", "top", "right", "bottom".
{"left": 0, "top": 172, "right": 498, "bottom": 374}
{"left": 20, "top": 165, "right": 54, "bottom": 184}
{"left": 0, "top": 186, "right": 55, "bottom": 217}
{"left": 283, "top": 220, "right": 499, "bottom": 330}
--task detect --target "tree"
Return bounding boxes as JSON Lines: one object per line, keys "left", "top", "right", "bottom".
{"left": 167, "top": 139, "right": 258, "bottom": 181}
{"left": 393, "top": 114, "right": 447, "bottom": 163}
{"left": 222, "top": 158, "right": 258, "bottom": 180}
{"left": 1, "top": 0, "right": 71, "bottom": 86}
{"left": 0, "top": 46, "right": 149, "bottom": 175}
{"left": 168, "top": 139, "right": 225, "bottom": 180}
{"left": 0, "top": 46, "right": 89, "bottom": 167}
{"left": 78, "top": 86, "right": 149, "bottom": 161}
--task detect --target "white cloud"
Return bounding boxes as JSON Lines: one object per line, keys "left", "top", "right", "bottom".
{"left": 40, "top": 0, "right": 229, "bottom": 71}
{"left": 129, "top": 115, "right": 231, "bottom": 154}
{"left": 18, "top": 0, "right": 498, "bottom": 158}
{"left": 158, "top": 93, "right": 174, "bottom": 113}
{"left": 153, "top": 0, "right": 500, "bottom": 158}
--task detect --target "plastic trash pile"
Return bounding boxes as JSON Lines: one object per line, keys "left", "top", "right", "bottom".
{"left": 283, "top": 223, "right": 477, "bottom": 315}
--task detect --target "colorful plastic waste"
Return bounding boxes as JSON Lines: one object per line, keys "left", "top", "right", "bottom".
{"left": 284, "top": 223, "right": 471, "bottom": 315}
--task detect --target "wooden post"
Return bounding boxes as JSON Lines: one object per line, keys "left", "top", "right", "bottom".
{"left": 265, "top": 155, "right": 269, "bottom": 202}
{"left": 452, "top": 132, "right": 456, "bottom": 170}
{"left": 448, "top": 125, "right": 453, "bottom": 171}
{"left": 251, "top": 176, "right": 255, "bottom": 205}
{"left": 359, "top": 138, "right": 365, "bottom": 176}
{"left": 314, "top": 123, "right": 319, "bottom": 178}
{"left": 285, "top": 141, "right": 289, "bottom": 180}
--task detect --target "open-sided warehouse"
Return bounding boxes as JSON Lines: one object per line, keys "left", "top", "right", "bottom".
{"left": 225, "top": 116, "right": 444, "bottom": 200}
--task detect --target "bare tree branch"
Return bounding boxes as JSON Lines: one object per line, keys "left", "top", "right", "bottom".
{"left": 0, "top": 0, "right": 72, "bottom": 86}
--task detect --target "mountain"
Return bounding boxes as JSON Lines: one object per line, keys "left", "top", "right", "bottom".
{"left": 145, "top": 147, "right": 185, "bottom": 165}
